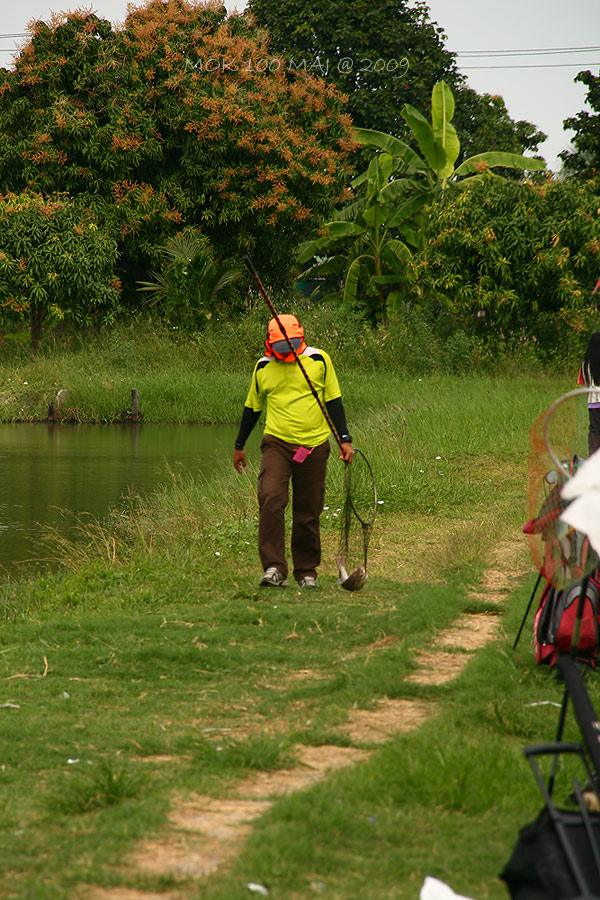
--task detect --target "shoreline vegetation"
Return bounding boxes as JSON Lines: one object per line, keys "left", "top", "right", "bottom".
{"left": 0, "top": 323, "right": 593, "bottom": 899}
{"left": 0, "top": 311, "right": 575, "bottom": 425}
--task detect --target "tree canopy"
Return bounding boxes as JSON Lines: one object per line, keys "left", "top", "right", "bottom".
{"left": 247, "top": 0, "right": 545, "bottom": 161}
{"left": 561, "top": 69, "right": 600, "bottom": 179}
{"left": 0, "top": 193, "right": 119, "bottom": 346}
{"left": 0, "top": 0, "right": 353, "bottom": 298}
{"left": 453, "top": 87, "right": 546, "bottom": 162}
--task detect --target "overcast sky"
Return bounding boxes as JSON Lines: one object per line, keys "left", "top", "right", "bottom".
{"left": 1, "top": 0, "right": 599, "bottom": 171}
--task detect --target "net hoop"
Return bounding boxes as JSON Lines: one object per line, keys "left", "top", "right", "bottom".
{"left": 542, "top": 387, "right": 591, "bottom": 472}
{"left": 344, "top": 447, "right": 377, "bottom": 527}
{"left": 526, "top": 386, "right": 600, "bottom": 588}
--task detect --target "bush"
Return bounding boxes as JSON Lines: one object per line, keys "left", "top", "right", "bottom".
{"left": 411, "top": 175, "right": 600, "bottom": 360}
{"left": 0, "top": 193, "right": 119, "bottom": 347}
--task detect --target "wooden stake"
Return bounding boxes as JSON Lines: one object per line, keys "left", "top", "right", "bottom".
{"left": 131, "top": 388, "right": 139, "bottom": 423}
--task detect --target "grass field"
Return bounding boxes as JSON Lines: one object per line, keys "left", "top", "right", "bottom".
{"left": 0, "top": 336, "right": 595, "bottom": 900}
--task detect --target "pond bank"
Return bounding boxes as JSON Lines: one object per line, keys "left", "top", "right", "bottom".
{"left": 0, "top": 423, "right": 262, "bottom": 574}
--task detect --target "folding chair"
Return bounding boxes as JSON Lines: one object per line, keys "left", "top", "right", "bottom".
{"left": 501, "top": 656, "right": 600, "bottom": 899}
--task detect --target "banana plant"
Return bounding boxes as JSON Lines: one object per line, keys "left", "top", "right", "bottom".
{"left": 355, "top": 80, "right": 545, "bottom": 188}
{"left": 298, "top": 81, "right": 546, "bottom": 321}
{"left": 298, "top": 148, "right": 428, "bottom": 320}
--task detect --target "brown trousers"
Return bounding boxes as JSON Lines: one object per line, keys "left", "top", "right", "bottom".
{"left": 257, "top": 435, "right": 330, "bottom": 581}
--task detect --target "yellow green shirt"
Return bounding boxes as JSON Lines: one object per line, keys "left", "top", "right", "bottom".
{"left": 244, "top": 347, "right": 341, "bottom": 446}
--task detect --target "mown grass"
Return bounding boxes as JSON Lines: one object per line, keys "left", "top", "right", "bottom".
{"left": 0, "top": 331, "right": 593, "bottom": 900}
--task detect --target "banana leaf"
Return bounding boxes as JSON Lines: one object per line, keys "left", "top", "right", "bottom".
{"left": 352, "top": 127, "right": 428, "bottom": 174}
{"left": 402, "top": 104, "right": 447, "bottom": 176}
{"left": 455, "top": 151, "right": 546, "bottom": 177}
{"left": 431, "top": 81, "right": 460, "bottom": 178}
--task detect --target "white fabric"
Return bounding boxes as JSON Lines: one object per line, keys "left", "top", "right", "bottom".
{"left": 419, "top": 876, "right": 477, "bottom": 900}
{"left": 560, "top": 449, "right": 600, "bottom": 556}
{"left": 562, "top": 448, "right": 600, "bottom": 499}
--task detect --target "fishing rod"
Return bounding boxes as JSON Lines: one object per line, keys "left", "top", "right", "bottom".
{"left": 243, "top": 255, "right": 345, "bottom": 454}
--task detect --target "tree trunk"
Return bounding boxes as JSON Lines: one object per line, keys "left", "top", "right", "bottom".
{"left": 30, "top": 307, "right": 45, "bottom": 350}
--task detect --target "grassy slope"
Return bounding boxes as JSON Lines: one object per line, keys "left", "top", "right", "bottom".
{"left": 0, "top": 333, "right": 592, "bottom": 899}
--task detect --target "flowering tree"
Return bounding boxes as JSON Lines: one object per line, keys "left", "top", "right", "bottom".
{"left": 0, "top": 193, "right": 119, "bottom": 347}
{"left": 0, "top": 0, "right": 352, "bottom": 300}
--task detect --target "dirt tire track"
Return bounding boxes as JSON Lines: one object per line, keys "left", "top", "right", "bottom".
{"left": 408, "top": 537, "right": 529, "bottom": 684}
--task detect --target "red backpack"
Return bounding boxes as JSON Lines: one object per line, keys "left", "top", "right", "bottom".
{"left": 534, "top": 573, "right": 600, "bottom": 669}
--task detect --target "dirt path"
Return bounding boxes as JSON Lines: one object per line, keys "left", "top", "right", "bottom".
{"left": 81, "top": 537, "right": 531, "bottom": 900}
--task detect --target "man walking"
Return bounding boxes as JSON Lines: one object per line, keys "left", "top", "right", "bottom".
{"left": 234, "top": 314, "right": 353, "bottom": 588}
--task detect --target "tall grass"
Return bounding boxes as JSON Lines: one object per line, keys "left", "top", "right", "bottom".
{"left": 0, "top": 371, "right": 567, "bottom": 609}
{"left": 0, "top": 309, "right": 574, "bottom": 423}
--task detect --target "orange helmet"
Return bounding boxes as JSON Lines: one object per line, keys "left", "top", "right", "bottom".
{"left": 265, "top": 315, "right": 306, "bottom": 361}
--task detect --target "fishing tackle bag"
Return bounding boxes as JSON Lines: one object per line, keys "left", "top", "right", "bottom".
{"left": 534, "top": 573, "right": 600, "bottom": 669}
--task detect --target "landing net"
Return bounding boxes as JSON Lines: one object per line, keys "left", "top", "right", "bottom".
{"left": 525, "top": 388, "right": 599, "bottom": 589}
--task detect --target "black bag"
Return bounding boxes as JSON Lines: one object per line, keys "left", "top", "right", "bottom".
{"left": 501, "top": 807, "right": 600, "bottom": 899}
{"left": 501, "top": 658, "right": 600, "bottom": 900}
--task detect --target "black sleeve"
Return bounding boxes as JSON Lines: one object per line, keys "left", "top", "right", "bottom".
{"left": 325, "top": 396, "right": 352, "bottom": 443}
{"left": 235, "top": 406, "right": 261, "bottom": 450}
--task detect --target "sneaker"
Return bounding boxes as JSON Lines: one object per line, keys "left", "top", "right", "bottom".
{"left": 298, "top": 576, "right": 318, "bottom": 588}
{"left": 259, "top": 567, "right": 287, "bottom": 587}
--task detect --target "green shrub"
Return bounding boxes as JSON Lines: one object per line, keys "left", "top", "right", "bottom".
{"left": 413, "top": 176, "right": 600, "bottom": 359}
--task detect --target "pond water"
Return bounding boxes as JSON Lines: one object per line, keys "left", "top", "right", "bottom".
{"left": 0, "top": 423, "right": 259, "bottom": 575}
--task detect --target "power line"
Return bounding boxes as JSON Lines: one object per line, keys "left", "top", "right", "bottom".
{"left": 0, "top": 36, "right": 598, "bottom": 54}
{"left": 457, "top": 43, "right": 600, "bottom": 69}
{"left": 457, "top": 45, "right": 600, "bottom": 56}
{"left": 0, "top": 34, "right": 598, "bottom": 69}
{"left": 463, "top": 63, "right": 600, "bottom": 69}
